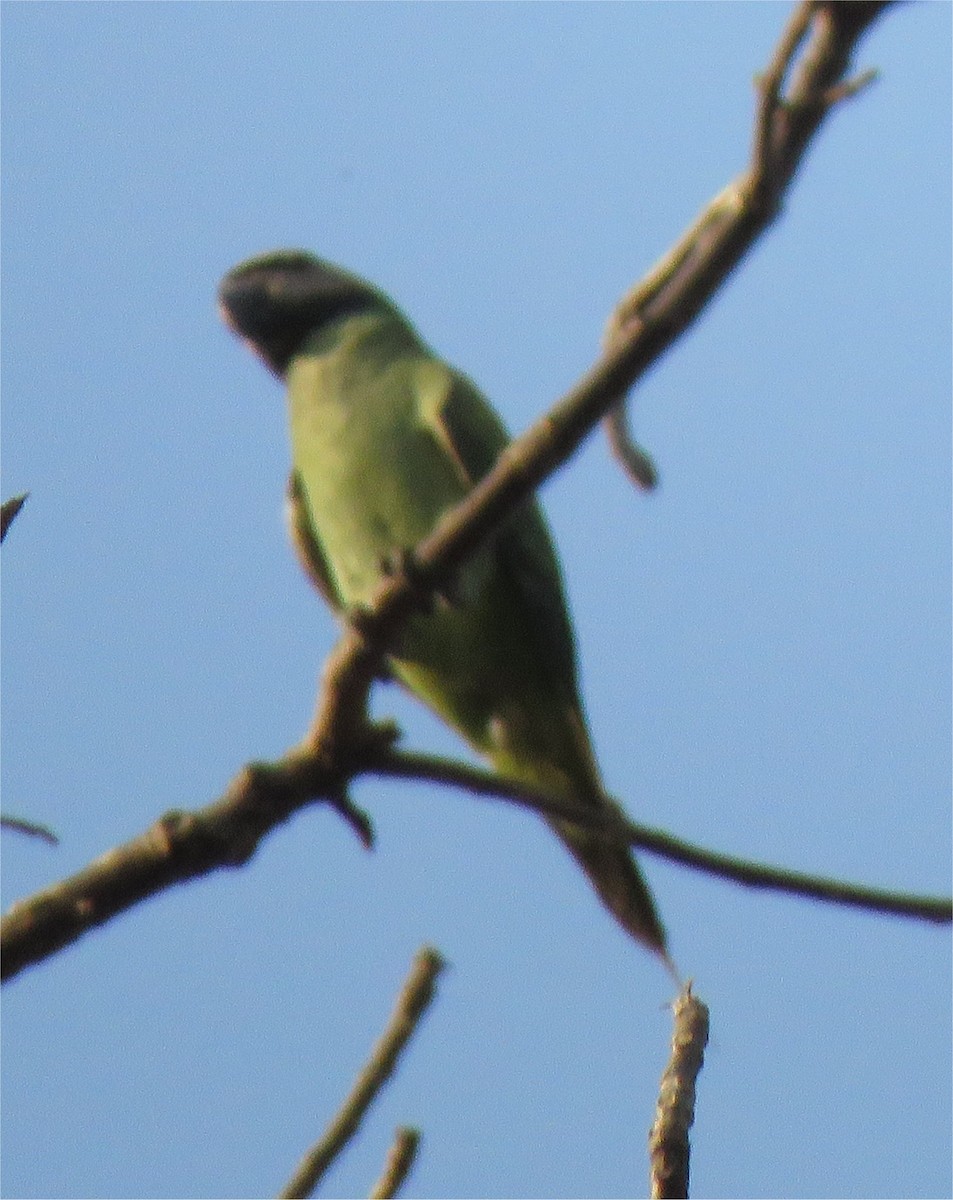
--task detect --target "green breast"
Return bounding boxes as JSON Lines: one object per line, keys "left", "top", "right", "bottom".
{"left": 287, "top": 312, "right": 468, "bottom": 610}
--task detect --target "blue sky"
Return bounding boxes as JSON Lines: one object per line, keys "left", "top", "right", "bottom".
{"left": 2, "top": 4, "right": 950, "bottom": 1198}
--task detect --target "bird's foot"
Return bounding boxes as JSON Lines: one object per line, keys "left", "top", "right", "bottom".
{"left": 378, "top": 547, "right": 459, "bottom": 613}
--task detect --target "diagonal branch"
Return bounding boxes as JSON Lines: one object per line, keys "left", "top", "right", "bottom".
{"left": 0, "top": 749, "right": 353, "bottom": 981}
{"left": 277, "top": 947, "right": 443, "bottom": 1200}
{"left": 367, "top": 1127, "right": 421, "bottom": 1200}
{"left": 305, "top": 0, "right": 896, "bottom": 757}
{"left": 602, "top": 1, "right": 888, "bottom": 489}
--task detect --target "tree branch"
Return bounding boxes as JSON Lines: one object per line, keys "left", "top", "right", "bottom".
{"left": 0, "top": 750, "right": 352, "bottom": 981}
{"left": 1, "top": 493, "right": 28, "bottom": 543}
{"left": 649, "top": 984, "right": 710, "bottom": 1199}
{"left": 277, "top": 947, "right": 443, "bottom": 1200}
{"left": 369, "top": 748, "right": 951, "bottom": 926}
{"left": 602, "top": 0, "right": 888, "bottom": 489}
{"left": 3, "top": 736, "right": 947, "bottom": 983}
{"left": 0, "top": 815, "right": 59, "bottom": 846}
{"left": 305, "top": 0, "right": 895, "bottom": 758}
{"left": 367, "top": 1128, "right": 421, "bottom": 1200}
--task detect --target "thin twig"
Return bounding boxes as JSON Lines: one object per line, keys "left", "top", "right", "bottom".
{"left": 603, "top": 403, "right": 659, "bottom": 490}
{"left": 649, "top": 984, "right": 710, "bottom": 1199}
{"left": 1, "top": 493, "right": 28, "bottom": 543}
{"left": 368, "top": 748, "right": 952, "bottom": 926}
{"left": 278, "top": 948, "right": 444, "bottom": 1200}
{"left": 751, "top": 0, "right": 815, "bottom": 178}
{"left": 367, "top": 1127, "right": 421, "bottom": 1200}
{"left": 0, "top": 814, "right": 59, "bottom": 846}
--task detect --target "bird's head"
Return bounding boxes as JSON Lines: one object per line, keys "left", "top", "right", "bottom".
{"left": 218, "top": 250, "right": 379, "bottom": 379}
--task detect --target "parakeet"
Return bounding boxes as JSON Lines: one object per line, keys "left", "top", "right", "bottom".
{"left": 219, "top": 250, "right": 668, "bottom": 959}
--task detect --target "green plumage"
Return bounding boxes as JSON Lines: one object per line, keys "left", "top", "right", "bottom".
{"left": 220, "top": 251, "right": 668, "bottom": 958}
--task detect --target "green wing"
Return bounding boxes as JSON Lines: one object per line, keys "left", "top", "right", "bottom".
{"left": 421, "top": 367, "right": 583, "bottom": 715}
{"left": 420, "top": 364, "right": 667, "bottom": 958}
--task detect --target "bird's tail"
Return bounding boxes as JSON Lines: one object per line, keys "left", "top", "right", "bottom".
{"left": 490, "top": 709, "right": 672, "bottom": 967}
{"left": 549, "top": 808, "right": 669, "bottom": 961}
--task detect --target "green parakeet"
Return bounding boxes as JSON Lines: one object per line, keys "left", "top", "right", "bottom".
{"left": 219, "top": 250, "right": 668, "bottom": 959}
